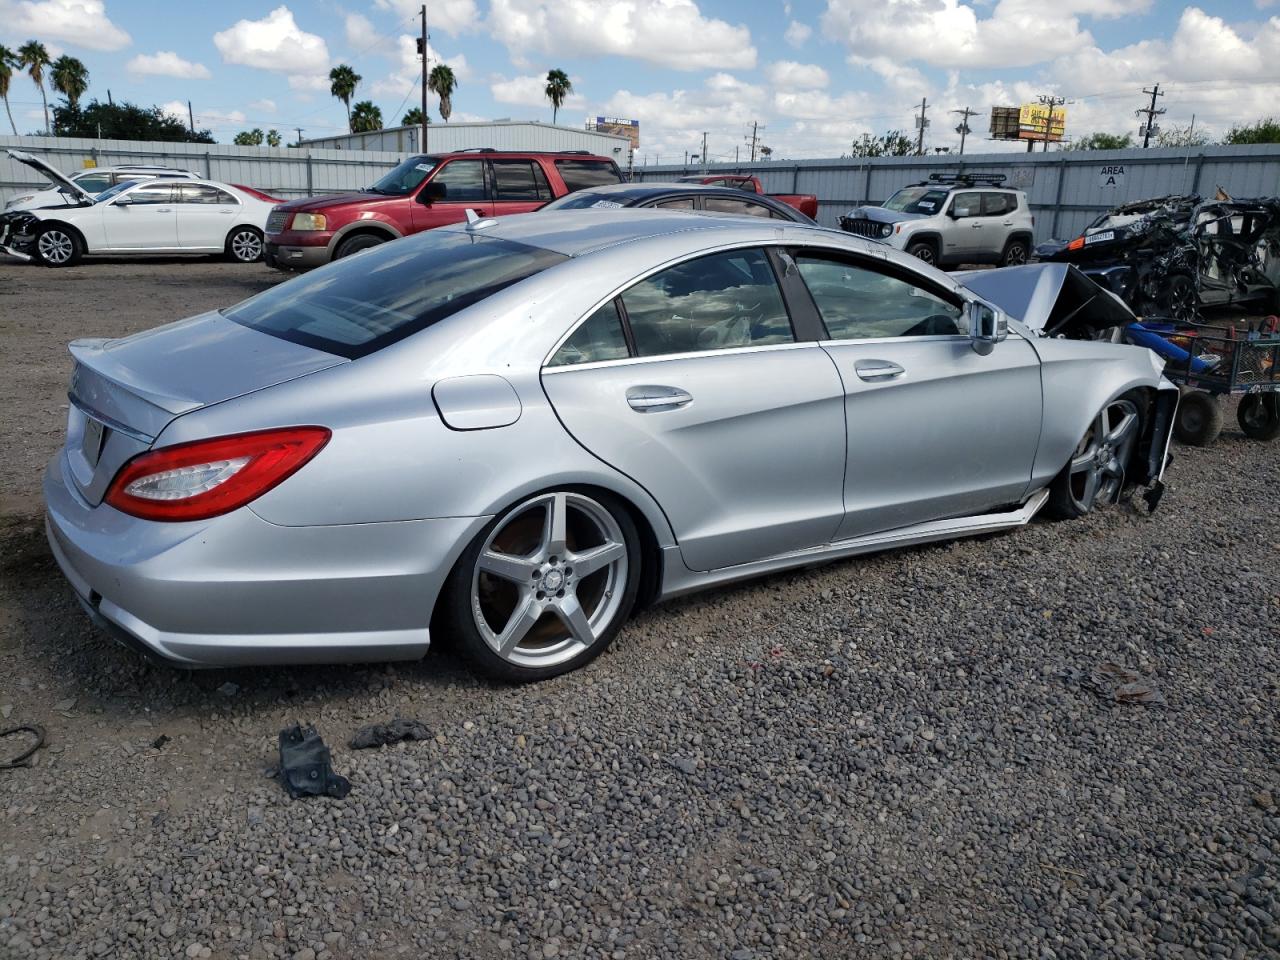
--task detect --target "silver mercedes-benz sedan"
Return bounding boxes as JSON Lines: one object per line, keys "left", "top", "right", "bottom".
{"left": 45, "top": 210, "right": 1177, "bottom": 681}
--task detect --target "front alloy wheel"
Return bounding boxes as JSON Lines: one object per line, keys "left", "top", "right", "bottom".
{"left": 444, "top": 491, "right": 640, "bottom": 681}
{"left": 1046, "top": 397, "right": 1142, "bottom": 519}
{"left": 37, "top": 226, "right": 79, "bottom": 267}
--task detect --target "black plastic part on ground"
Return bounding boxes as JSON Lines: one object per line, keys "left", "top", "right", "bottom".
{"left": 277, "top": 723, "right": 351, "bottom": 799}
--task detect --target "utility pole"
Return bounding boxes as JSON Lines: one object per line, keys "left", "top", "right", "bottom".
{"left": 701, "top": 131, "right": 708, "bottom": 168}
{"left": 420, "top": 4, "right": 430, "bottom": 153}
{"left": 744, "top": 121, "right": 764, "bottom": 163}
{"left": 1137, "top": 83, "right": 1165, "bottom": 148}
{"left": 915, "top": 97, "right": 928, "bottom": 155}
{"left": 1038, "top": 94, "right": 1065, "bottom": 152}
{"left": 950, "top": 107, "right": 980, "bottom": 155}
{"left": 295, "top": 127, "right": 305, "bottom": 147}
{"left": 187, "top": 100, "right": 195, "bottom": 136}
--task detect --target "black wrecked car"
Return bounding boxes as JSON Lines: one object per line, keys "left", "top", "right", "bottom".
{"left": 1035, "top": 194, "right": 1280, "bottom": 320}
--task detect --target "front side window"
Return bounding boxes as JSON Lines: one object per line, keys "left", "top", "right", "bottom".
{"left": 653, "top": 198, "right": 695, "bottom": 210}
{"left": 491, "top": 159, "right": 552, "bottom": 201}
{"left": 549, "top": 300, "right": 630, "bottom": 366}
{"left": 621, "top": 248, "right": 793, "bottom": 357}
{"left": 950, "top": 192, "right": 982, "bottom": 218}
{"left": 430, "top": 160, "right": 487, "bottom": 202}
{"left": 122, "top": 183, "right": 175, "bottom": 205}
{"left": 223, "top": 231, "right": 567, "bottom": 359}
{"left": 555, "top": 159, "right": 623, "bottom": 193}
{"left": 795, "top": 254, "right": 964, "bottom": 340}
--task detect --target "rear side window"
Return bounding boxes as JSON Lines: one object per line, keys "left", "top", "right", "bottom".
{"left": 981, "top": 193, "right": 1015, "bottom": 216}
{"left": 554, "top": 159, "right": 623, "bottom": 193}
{"left": 702, "top": 196, "right": 778, "bottom": 219}
{"left": 179, "top": 184, "right": 237, "bottom": 205}
{"left": 223, "top": 231, "right": 567, "bottom": 359}
{"left": 549, "top": 301, "right": 629, "bottom": 366}
{"left": 492, "top": 159, "right": 553, "bottom": 201}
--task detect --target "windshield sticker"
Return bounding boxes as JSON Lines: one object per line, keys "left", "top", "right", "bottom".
{"left": 917, "top": 201, "right": 936, "bottom": 210}
{"left": 414, "top": 163, "right": 433, "bottom": 172}
{"left": 591, "top": 200, "right": 624, "bottom": 209}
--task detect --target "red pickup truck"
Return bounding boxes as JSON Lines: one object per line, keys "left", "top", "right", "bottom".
{"left": 676, "top": 174, "right": 818, "bottom": 219}
{"left": 265, "top": 149, "right": 623, "bottom": 269}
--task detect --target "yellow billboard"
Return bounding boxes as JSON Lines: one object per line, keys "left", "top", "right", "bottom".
{"left": 1018, "top": 103, "right": 1066, "bottom": 142}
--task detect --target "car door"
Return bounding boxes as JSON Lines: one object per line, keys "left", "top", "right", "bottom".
{"left": 790, "top": 248, "right": 1042, "bottom": 539}
{"left": 541, "top": 246, "right": 847, "bottom": 571}
{"left": 489, "top": 158, "right": 554, "bottom": 216}
{"left": 100, "top": 182, "right": 178, "bottom": 250}
{"left": 945, "top": 191, "right": 986, "bottom": 260}
{"left": 981, "top": 192, "right": 1018, "bottom": 256}
{"left": 411, "top": 158, "right": 493, "bottom": 232}
{"left": 175, "top": 183, "right": 240, "bottom": 250}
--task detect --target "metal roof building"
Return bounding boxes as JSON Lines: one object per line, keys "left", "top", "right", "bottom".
{"left": 301, "top": 120, "right": 632, "bottom": 162}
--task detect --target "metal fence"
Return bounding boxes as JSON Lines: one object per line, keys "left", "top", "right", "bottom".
{"left": 637, "top": 144, "right": 1280, "bottom": 241}
{"left": 0, "top": 135, "right": 406, "bottom": 201}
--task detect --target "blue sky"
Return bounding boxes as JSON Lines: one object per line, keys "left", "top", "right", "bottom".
{"left": 0, "top": 0, "right": 1275, "bottom": 160}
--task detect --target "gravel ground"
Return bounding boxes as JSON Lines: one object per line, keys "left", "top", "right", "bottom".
{"left": 0, "top": 258, "right": 1277, "bottom": 960}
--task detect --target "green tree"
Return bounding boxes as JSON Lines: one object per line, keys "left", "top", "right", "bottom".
{"left": 52, "top": 99, "right": 214, "bottom": 142}
{"left": 17, "top": 40, "right": 51, "bottom": 133}
{"left": 544, "top": 68, "right": 572, "bottom": 125}
{"left": 401, "top": 106, "right": 427, "bottom": 127}
{"left": 266, "top": 128, "right": 281, "bottom": 147}
{"left": 1222, "top": 118, "right": 1280, "bottom": 145}
{"left": 759, "top": 145, "right": 773, "bottom": 159}
{"left": 350, "top": 100, "right": 382, "bottom": 133}
{"left": 234, "top": 128, "right": 264, "bottom": 146}
{"left": 0, "top": 45, "right": 17, "bottom": 135}
{"left": 428, "top": 64, "right": 457, "bottom": 123}
{"left": 1070, "top": 131, "right": 1133, "bottom": 150}
{"left": 329, "top": 64, "right": 361, "bottom": 133}
{"left": 50, "top": 55, "right": 88, "bottom": 111}
{"left": 849, "top": 130, "right": 914, "bottom": 157}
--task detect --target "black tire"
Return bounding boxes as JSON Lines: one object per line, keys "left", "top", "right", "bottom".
{"left": 439, "top": 489, "right": 642, "bottom": 683}
{"left": 224, "top": 226, "right": 264, "bottom": 263}
{"left": 35, "top": 224, "right": 82, "bottom": 267}
{"left": 1044, "top": 394, "right": 1144, "bottom": 521}
{"left": 905, "top": 240, "right": 938, "bottom": 266}
{"left": 1237, "top": 392, "right": 1280, "bottom": 441}
{"left": 1162, "top": 273, "right": 1198, "bottom": 323}
{"left": 334, "top": 233, "right": 386, "bottom": 260}
{"left": 1173, "top": 390, "right": 1222, "bottom": 446}
{"left": 1000, "top": 238, "right": 1029, "bottom": 266}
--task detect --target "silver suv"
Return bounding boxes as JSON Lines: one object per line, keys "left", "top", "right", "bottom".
{"left": 840, "top": 174, "right": 1034, "bottom": 269}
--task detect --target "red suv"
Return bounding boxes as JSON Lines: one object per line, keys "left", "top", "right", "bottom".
{"left": 264, "top": 149, "right": 624, "bottom": 269}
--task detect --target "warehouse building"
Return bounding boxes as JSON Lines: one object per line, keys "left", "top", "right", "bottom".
{"left": 301, "top": 120, "right": 632, "bottom": 165}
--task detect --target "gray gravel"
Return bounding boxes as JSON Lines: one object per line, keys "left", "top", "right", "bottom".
{"left": 1, "top": 261, "right": 1278, "bottom": 959}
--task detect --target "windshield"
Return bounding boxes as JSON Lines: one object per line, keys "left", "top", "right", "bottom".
{"left": 883, "top": 187, "right": 950, "bottom": 214}
{"left": 541, "top": 191, "right": 633, "bottom": 211}
{"left": 222, "top": 229, "right": 568, "bottom": 359}
{"left": 367, "top": 156, "right": 438, "bottom": 196}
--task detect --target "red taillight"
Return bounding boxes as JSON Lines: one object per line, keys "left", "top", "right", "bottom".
{"left": 105, "top": 426, "right": 330, "bottom": 522}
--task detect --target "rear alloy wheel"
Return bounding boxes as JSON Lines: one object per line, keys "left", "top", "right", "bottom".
{"left": 1045, "top": 396, "right": 1142, "bottom": 520}
{"left": 1173, "top": 389, "right": 1223, "bottom": 446}
{"left": 36, "top": 225, "right": 81, "bottom": 267}
{"left": 443, "top": 490, "right": 641, "bottom": 682}
{"left": 905, "top": 241, "right": 937, "bottom": 266}
{"left": 1237, "top": 392, "right": 1280, "bottom": 441}
{"left": 1001, "top": 239, "right": 1029, "bottom": 266}
{"left": 226, "top": 227, "right": 264, "bottom": 263}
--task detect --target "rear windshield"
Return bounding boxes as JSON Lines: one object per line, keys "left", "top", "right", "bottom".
{"left": 223, "top": 231, "right": 567, "bottom": 359}
{"left": 555, "top": 159, "right": 623, "bottom": 192}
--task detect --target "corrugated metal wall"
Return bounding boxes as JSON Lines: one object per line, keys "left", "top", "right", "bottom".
{"left": 638, "top": 144, "right": 1280, "bottom": 241}
{"left": 0, "top": 135, "right": 405, "bottom": 201}
{"left": 300, "top": 121, "right": 631, "bottom": 160}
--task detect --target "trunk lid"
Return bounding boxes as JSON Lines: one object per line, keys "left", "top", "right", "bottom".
{"left": 6, "top": 148, "right": 97, "bottom": 204}
{"left": 66, "top": 312, "right": 347, "bottom": 505}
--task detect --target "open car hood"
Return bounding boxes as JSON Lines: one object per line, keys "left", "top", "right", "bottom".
{"left": 5, "top": 148, "right": 96, "bottom": 204}
{"left": 957, "top": 263, "right": 1136, "bottom": 337}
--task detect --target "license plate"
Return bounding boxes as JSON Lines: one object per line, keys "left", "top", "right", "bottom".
{"left": 82, "top": 416, "right": 105, "bottom": 467}
{"left": 1084, "top": 230, "right": 1115, "bottom": 245}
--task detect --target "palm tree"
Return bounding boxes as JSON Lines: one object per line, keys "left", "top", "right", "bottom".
{"left": 18, "top": 40, "right": 51, "bottom": 133}
{"left": 350, "top": 100, "right": 382, "bottom": 133}
{"left": 427, "top": 64, "right": 457, "bottom": 123}
{"left": 402, "top": 107, "right": 426, "bottom": 127}
{"left": 266, "top": 129, "right": 281, "bottom": 147}
{"left": 328, "top": 64, "right": 361, "bottom": 132}
{"left": 50, "top": 55, "right": 88, "bottom": 111}
{"left": 0, "top": 46, "right": 17, "bottom": 135}
{"left": 544, "top": 68, "right": 572, "bottom": 125}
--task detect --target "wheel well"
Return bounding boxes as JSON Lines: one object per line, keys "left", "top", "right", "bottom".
{"left": 224, "top": 224, "right": 262, "bottom": 244}
{"left": 904, "top": 233, "right": 941, "bottom": 256}
{"left": 37, "top": 220, "right": 86, "bottom": 248}
{"left": 334, "top": 225, "right": 397, "bottom": 249}
{"left": 1006, "top": 231, "right": 1033, "bottom": 249}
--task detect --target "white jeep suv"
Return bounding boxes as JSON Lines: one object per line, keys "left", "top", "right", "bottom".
{"left": 840, "top": 174, "right": 1034, "bottom": 269}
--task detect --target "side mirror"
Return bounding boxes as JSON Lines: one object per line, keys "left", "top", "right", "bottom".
{"left": 418, "top": 181, "right": 446, "bottom": 204}
{"left": 947, "top": 207, "right": 961, "bottom": 220}
{"left": 966, "top": 300, "right": 1007, "bottom": 356}
{"left": 112, "top": 194, "right": 133, "bottom": 206}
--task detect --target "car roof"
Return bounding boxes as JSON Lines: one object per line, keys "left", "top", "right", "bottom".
{"left": 404, "top": 150, "right": 615, "bottom": 161}
{"left": 566, "top": 182, "right": 776, "bottom": 201}
{"left": 79, "top": 165, "right": 198, "bottom": 174}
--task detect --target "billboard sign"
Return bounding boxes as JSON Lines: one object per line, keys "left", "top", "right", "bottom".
{"left": 593, "top": 117, "right": 640, "bottom": 150}
{"left": 1017, "top": 103, "right": 1066, "bottom": 142}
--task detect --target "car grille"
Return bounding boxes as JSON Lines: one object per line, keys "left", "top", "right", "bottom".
{"left": 840, "top": 217, "right": 884, "bottom": 239}
{"left": 266, "top": 210, "right": 290, "bottom": 234}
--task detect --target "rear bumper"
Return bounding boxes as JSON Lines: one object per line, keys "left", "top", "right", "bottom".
{"left": 264, "top": 240, "right": 330, "bottom": 270}
{"left": 44, "top": 450, "right": 486, "bottom": 667}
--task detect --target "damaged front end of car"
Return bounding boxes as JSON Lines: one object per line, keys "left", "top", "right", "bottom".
{"left": 0, "top": 212, "right": 40, "bottom": 261}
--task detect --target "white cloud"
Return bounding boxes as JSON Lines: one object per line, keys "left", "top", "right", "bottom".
{"left": 288, "top": 74, "right": 330, "bottom": 92}
{"left": 160, "top": 100, "right": 246, "bottom": 132}
{"left": 491, "top": 73, "right": 584, "bottom": 111}
{"left": 249, "top": 98, "right": 277, "bottom": 113}
{"left": 765, "top": 60, "right": 829, "bottom": 89}
{"left": 488, "top": 0, "right": 756, "bottom": 71}
{"left": 344, "top": 12, "right": 380, "bottom": 49}
{"left": 784, "top": 20, "right": 812, "bottom": 47}
{"left": 127, "top": 51, "right": 212, "bottom": 80}
{"left": 369, "top": 34, "right": 470, "bottom": 98}
{"left": 213, "top": 6, "right": 330, "bottom": 74}
{"left": 0, "top": 0, "right": 130, "bottom": 51}
{"left": 374, "top": 0, "right": 479, "bottom": 34}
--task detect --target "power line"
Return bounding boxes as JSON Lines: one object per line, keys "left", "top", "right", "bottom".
{"left": 1137, "top": 83, "right": 1166, "bottom": 148}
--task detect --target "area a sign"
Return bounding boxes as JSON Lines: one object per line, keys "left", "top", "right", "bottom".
{"left": 1099, "top": 164, "right": 1126, "bottom": 187}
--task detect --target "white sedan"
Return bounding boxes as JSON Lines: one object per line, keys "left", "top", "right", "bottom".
{"left": 0, "top": 150, "right": 276, "bottom": 267}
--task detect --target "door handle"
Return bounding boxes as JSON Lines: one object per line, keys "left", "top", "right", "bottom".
{"left": 971, "top": 222, "right": 983, "bottom": 228}
{"left": 626, "top": 385, "right": 693, "bottom": 411}
{"left": 154, "top": 208, "right": 172, "bottom": 213}
{"left": 854, "top": 359, "right": 905, "bottom": 382}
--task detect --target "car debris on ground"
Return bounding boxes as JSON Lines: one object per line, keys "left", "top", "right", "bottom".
{"left": 350, "top": 717, "right": 432, "bottom": 749}
{"left": 277, "top": 723, "right": 351, "bottom": 799}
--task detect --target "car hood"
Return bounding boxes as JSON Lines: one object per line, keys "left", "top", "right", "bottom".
{"left": 274, "top": 191, "right": 398, "bottom": 212}
{"left": 843, "top": 205, "right": 928, "bottom": 225}
{"left": 957, "top": 262, "right": 1136, "bottom": 336}
{"left": 5, "top": 148, "right": 96, "bottom": 204}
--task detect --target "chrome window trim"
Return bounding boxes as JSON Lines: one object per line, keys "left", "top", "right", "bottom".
{"left": 542, "top": 339, "right": 821, "bottom": 375}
